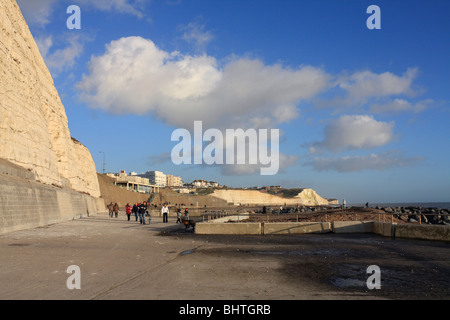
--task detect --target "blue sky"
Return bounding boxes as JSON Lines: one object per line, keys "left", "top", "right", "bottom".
{"left": 16, "top": 0, "right": 450, "bottom": 204}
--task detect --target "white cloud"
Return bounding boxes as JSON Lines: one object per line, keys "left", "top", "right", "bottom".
{"left": 36, "top": 34, "right": 85, "bottom": 76}
{"left": 271, "top": 104, "right": 299, "bottom": 124}
{"left": 220, "top": 153, "right": 298, "bottom": 176}
{"left": 370, "top": 98, "right": 433, "bottom": 114}
{"left": 179, "top": 19, "right": 214, "bottom": 49}
{"left": 310, "top": 115, "right": 394, "bottom": 153}
{"left": 75, "top": 0, "right": 147, "bottom": 18}
{"left": 35, "top": 35, "right": 53, "bottom": 57}
{"left": 339, "top": 68, "right": 418, "bottom": 103}
{"left": 17, "top": 0, "right": 58, "bottom": 26}
{"left": 17, "top": 0, "right": 147, "bottom": 27}
{"left": 316, "top": 68, "right": 420, "bottom": 112}
{"left": 307, "top": 150, "right": 423, "bottom": 172}
{"left": 77, "top": 36, "right": 330, "bottom": 129}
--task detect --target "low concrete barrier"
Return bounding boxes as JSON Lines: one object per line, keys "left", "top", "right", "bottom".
{"left": 332, "top": 221, "right": 373, "bottom": 233}
{"left": 372, "top": 221, "right": 395, "bottom": 237}
{"left": 195, "top": 219, "right": 450, "bottom": 242}
{"left": 195, "top": 222, "right": 261, "bottom": 235}
{"left": 395, "top": 223, "right": 450, "bottom": 241}
{"left": 264, "top": 222, "right": 331, "bottom": 234}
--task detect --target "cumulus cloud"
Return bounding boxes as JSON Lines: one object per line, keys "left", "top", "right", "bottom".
{"left": 339, "top": 68, "right": 418, "bottom": 103}
{"left": 77, "top": 36, "right": 330, "bottom": 129}
{"left": 35, "top": 35, "right": 53, "bottom": 57}
{"left": 36, "top": 34, "right": 86, "bottom": 76}
{"left": 220, "top": 153, "right": 299, "bottom": 176}
{"left": 75, "top": 0, "right": 147, "bottom": 18}
{"left": 17, "top": 0, "right": 58, "bottom": 26}
{"left": 179, "top": 19, "right": 214, "bottom": 50}
{"left": 370, "top": 98, "right": 433, "bottom": 114}
{"left": 18, "top": 0, "right": 148, "bottom": 26}
{"left": 316, "top": 68, "right": 420, "bottom": 112}
{"left": 310, "top": 115, "right": 395, "bottom": 154}
{"left": 307, "top": 150, "right": 424, "bottom": 173}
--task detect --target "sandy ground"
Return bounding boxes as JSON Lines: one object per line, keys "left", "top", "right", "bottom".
{"left": 0, "top": 212, "right": 449, "bottom": 303}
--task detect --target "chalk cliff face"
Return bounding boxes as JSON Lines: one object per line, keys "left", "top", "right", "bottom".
{"left": 0, "top": 0, "right": 100, "bottom": 197}
{"left": 211, "top": 189, "right": 335, "bottom": 206}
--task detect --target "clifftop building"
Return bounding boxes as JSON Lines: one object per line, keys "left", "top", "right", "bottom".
{"left": 108, "top": 171, "right": 160, "bottom": 194}
{"left": 166, "top": 174, "right": 183, "bottom": 187}
{"left": 192, "top": 179, "right": 220, "bottom": 188}
{"left": 139, "top": 171, "right": 167, "bottom": 187}
{"left": 138, "top": 171, "right": 183, "bottom": 188}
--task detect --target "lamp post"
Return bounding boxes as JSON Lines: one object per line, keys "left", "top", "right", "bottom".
{"left": 99, "top": 151, "right": 106, "bottom": 174}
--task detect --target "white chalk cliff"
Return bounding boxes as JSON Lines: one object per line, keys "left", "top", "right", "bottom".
{"left": 211, "top": 189, "right": 337, "bottom": 206}
{"left": 0, "top": 0, "right": 100, "bottom": 197}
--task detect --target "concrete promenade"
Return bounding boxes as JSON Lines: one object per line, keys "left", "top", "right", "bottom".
{"left": 0, "top": 213, "right": 449, "bottom": 300}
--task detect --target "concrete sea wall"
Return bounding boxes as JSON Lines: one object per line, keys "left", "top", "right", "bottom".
{"left": 0, "top": 166, "right": 105, "bottom": 235}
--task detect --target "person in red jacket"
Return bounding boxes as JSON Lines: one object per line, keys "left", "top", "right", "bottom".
{"left": 126, "top": 203, "right": 132, "bottom": 221}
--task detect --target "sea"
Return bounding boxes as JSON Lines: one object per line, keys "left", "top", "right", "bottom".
{"left": 350, "top": 202, "right": 450, "bottom": 210}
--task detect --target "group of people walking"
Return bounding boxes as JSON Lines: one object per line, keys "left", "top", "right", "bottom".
{"left": 176, "top": 207, "right": 189, "bottom": 224}
{"left": 163, "top": 204, "right": 190, "bottom": 223}
{"left": 125, "top": 202, "right": 150, "bottom": 224}
{"left": 121, "top": 202, "right": 190, "bottom": 225}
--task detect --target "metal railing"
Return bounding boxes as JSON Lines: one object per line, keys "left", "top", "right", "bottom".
{"left": 199, "top": 211, "right": 449, "bottom": 225}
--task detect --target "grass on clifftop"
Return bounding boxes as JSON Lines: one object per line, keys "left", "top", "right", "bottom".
{"left": 195, "top": 188, "right": 215, "bottom": 195}
{"left": 267, "top": 188, "right": 305, "bottom": 198}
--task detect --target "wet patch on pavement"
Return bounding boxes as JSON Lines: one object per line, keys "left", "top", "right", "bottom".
{"left": 160, "top": 231, "right": 450, "bottom": 299}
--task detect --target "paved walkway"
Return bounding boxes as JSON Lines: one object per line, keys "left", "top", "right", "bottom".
{"left": 1, "top": 213, "right": 449, "bottom": 300}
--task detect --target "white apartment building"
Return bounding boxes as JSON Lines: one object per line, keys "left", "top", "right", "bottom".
{"left": 192, "top": 179, "right": 206, "bottom": 188}
{"left": 166, "top": 174, "right": 183, "bottom": 187}
{"left": 191, "top": 179, "right": 219, "bottom": 188}
{"left": 109, "top": 170, "right": 160, "bottom": 193}
{"left": 140, "top": 171, "right": 167, "bottom": 187}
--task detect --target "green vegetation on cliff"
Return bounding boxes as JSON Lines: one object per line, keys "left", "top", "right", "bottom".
{"left": 267, "top": 188, "right": 305, "bottom": 198}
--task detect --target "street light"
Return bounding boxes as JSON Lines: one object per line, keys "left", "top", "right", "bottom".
{"left": 99, "top": 151, "right": 106, "bottom": 174}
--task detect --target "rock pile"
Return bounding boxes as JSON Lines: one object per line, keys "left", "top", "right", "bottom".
{"left": 377, "top": 206, "right": 450, "bottom": 225}
{"left": 252, "top": 205, "right": 450, "bottom": 225}
{"left": 256, "top": 205, "right": 336, "bottom": 214}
